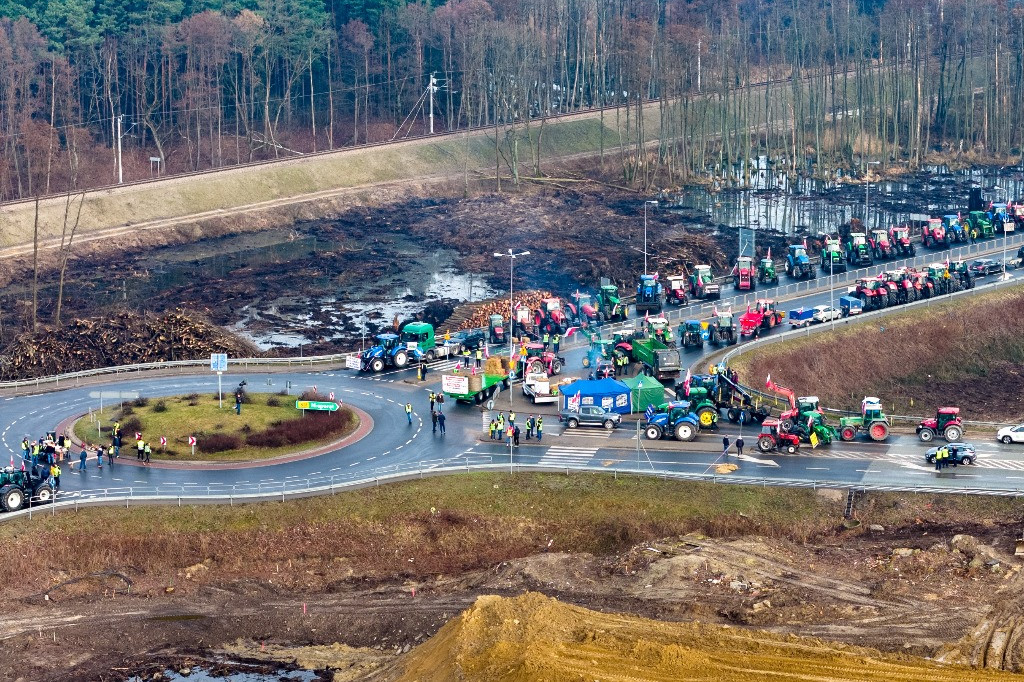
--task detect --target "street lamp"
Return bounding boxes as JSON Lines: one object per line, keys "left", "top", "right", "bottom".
{"left": 994, "top": 185, "right": 1011, "bottom": 281}
{"left": 864, "top": 161, "right": 881, "bottom": 231}
{"left": 495, "top": 249, "right": 530, "bottom": 473}
{"left": 643, "top": 200, "right": 658, "bottom": 274}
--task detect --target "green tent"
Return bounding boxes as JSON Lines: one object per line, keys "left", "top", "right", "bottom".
{"left": 622, "top": 374, "right": 666, "bottom": 414}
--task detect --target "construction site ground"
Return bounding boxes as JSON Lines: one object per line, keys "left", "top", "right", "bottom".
{"left": 5, "top": 474, "right": 1024, "bottom": 680}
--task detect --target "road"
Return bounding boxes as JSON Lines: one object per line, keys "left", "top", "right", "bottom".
{"left": 3, "top": 238, "right": 1023, "bottom": 517}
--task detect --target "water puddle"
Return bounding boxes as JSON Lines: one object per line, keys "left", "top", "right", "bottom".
{"left": 128, "top": 666, "right": 317, "bottom": 682}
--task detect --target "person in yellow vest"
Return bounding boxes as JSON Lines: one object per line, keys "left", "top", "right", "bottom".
{"left": 137, "top": 439, "right": 145, "bottom": 460}
{"left": 475, "top": 348, "right": 483, "bottom": 368}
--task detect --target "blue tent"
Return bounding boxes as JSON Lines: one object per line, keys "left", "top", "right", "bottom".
{"left": 559, "top": 378, "right": 632, "bottom": 414}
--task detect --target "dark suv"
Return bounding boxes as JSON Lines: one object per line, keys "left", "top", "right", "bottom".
{"left": 558, "top": 405, "right": 622, "bottom": 430}
{"left": 454, "top": 329, "right": 486, "bottom": 351}
{"left": 924, "top": 442, "right": 976, "bottom": 466}
{"left": 969, "top": 259, "right": 1004, "bottom": 277}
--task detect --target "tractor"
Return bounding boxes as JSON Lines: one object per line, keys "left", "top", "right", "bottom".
{"left": 942, "top": 215, "right": 968, "bottom": 243}
{"left": 925, "top": 263, "right": 960, "bottom": 296}
{"left": 907, "top": 268, "right": 935, "bottom": 299}
{"left": 732, "top": 256, "right": 756, "bottom": 291}
{"left": 679, "top": 319, "right": 705, "bottom": 351}
{"left": 786, "top": 244, "right": 816, "bottom": 279}
{"left": 518, "top": 342, "right": 563, "bottom": 376}
{"left": 888, "top": 225, "right": 916, "bottom": 257}
{"left": 757, "top": 419, "right": 801, "bottom": 454}
{"left": 360, "top": 333, "right": 423, "bottom": 373}
{"left": 0, "top": 464, "right": 53, "bottom": 512}
{"left": 1008, "top": 203, "right": 1024, "bottom": 232}
{"left": 879, "top": 269, "right": 918, "bottom": 305}
{"left": 666, "top": 275, "right": 689, "bottom": 306}
{"left": 853, "top": 277, "right": 890, "bottom": 311}
{"left": 566, "top": 292, "right": 599, "bottom": 327}
{"left": 647, "top": 316, "right": 674, "bottom": 344}
{"left": 869, "top": 229, "right": 894, "bottom": 260}
{"left": 673, "top": 384, "right": 722, "bottom": 429}
{"left": 952, "top": 261, "right": 975, "bottom": 290}
{"left": 917, "top": 407, "right": 964, "bottom": 442}
{"left": 838, "top": 397, "right": 891, "bottom": 442}
{"left": 765, "top": 376, "right": 836, "bottom": 445}
{"left": 707, "top": 309, "right": 738, "bottom": 346}
{"left": 596, "top": 283, "right": 628, "bottom": 322}
{"left": 965, "top": 210, "right": 994, "bottom": 239}
{"left": 991, "top": 203, "right": 1012, "bottom": 234}
{"left": 684, "top": 369, "right": 770, "bottom": 426}
{"left": 534, "top": 298, "right": 567, "bottom": 334}
{"left": 688, "top": 265, "right": 721, "bottom": 300}
{"left": 922, "top": 218, "right": 948, "bottom": 248}
{"left": 489, "top": 314, "right": 507, "bottom": 344}
{"left": 635, "top": 274, "right": 664, "bottom": 314}
{"left": 845, "top": 233, "right": 873, "bottom": 266}
{"left": 758, "top": 256, "right": 780, "bottom": 285}
{"left": 739, "top": 299, "right": 784, "bottom": 337}
{"left": 820, "top": 237, "right": 847, "bottom": 274}
{"left": 644, "top": 401, "right": 702, "bottom": 442}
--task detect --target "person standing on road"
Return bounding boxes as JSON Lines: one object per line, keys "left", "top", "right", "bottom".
{"left": 137, "top": 439, "right": 145, "bottom": 460}
{"left": 525, "top": 415, "right": 534, "bottom": 440}
{"left": 513, "top": 424, "right": 520, "bottom": 447}
{"left": 475, "top": 348, "right": 483, "bottom": 368}
{"left": 438, "top": 411, "right": 446, "bottom": 434}
{"left": 489, "top": 420, "right": 496, "bottom": 440}
{"left": 735, "top": 437, "right": 744, "bottom": 456}
{"left": 429, "top": 392, "right": 436, "bottom": 411}
{"left": 21, "top": 437, "right": 29, "bottom": 462}
{"left": 79, "top": 447, "right": 87, "bottom": 471}
{"left": 552, "top": 334, "right": 561, "bottom": 355}
{"left": 509, "top": 411, "right": 516, "bottom": 427}
{"left": 96, "top": 447, "right": 104, "bottom": 469}
{"left": 405, "top": 402, "right": 413, "bottom": 424}
{"left": 107, "top": 444, "right": 115, "bottom": 466}
{"left": 536, "top": 417, "right": 544, "bottom": 442}
{"left": 722, "top": 436, "right": 731, "bottom": 457}
{"left": 113, "top": 433, "right": 121, "bottom": 458}
{"left": 431, "top": 409, "right": 438, "bottom": 433}
{"left": 50, "top": 463, "right": 61, "bottom": 490}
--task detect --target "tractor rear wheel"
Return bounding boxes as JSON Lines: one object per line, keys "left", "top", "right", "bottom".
{"left": 33, "top": 483, "right": 52, "bottom": 504}
{"left": 0, "top": 485, "right": 24, "bottom": 512}
{"left": 758, "top": 436, "right": 775, "bottom": 452}
{"left": 754, "top": 407, "right": 770, "bottom": 423}
{"left": 697, "top": 407, "right": 717, "bottom": 427}
{"left": 918, "top": 427, "right": 935, "bottom": 442}
{"left": 674, "top": 422, "right": 696, "bottom": 442}
{"left": 944, "top": 425, "right": 963, "bottom": 442}
{"left": 887, "top": 290, "right": 897, "bottom": 307}
{"left": 840, "top": 426, "right": 856, "bottom": 441}
{"left": 868, "top": 421, "right": 889, "bottom": 441}
{"left": 393, "top": 350, "right": 408, "bottom": 368}
{"left": 727, "top": 408, "right": 740, "bottom": 423}
{"left": 645, "top": 425, "right": 662, "bottom": 440}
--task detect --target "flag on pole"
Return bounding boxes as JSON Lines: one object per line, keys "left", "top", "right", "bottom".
{"left": 568, "top": 391, "right": 581, "bottom": 412}
{"left": 645, "top": 404, "right": 655, "bottom": 421}
{"left": 766, "top": 247, "right": 771, "bottom": 259}
{"left": 135, "top": 432, "right": 142, "bottom": 440}
{"left": 564, "top": 326, "right": 579, "bottom": 338}
{"left": 683, "top": 369, "right": 692, "bottom": 397}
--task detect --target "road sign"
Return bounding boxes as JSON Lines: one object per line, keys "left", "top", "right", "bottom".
{"left": 135, "top": 432, "right": 141, "bottom": 440}
{"left": 210, "top": 353, "right": 228, "bottom": 372}
{"left": 442, "top": 375, "right": 469, "bottom": 394}
{"left": 160, "top": 436, "right": 167, "bottom": 446}
{"left": 88, "top": 390, "right": 140, "bottom": 400}
{"left": 345, "top": 356, "right": 361, "bottom": 370}
{"left": 329, "top": 391, "right": 335, "bottom": 401}
{"left": 187, "top": 436, "right": 196, "bottom": 446}
{"left": 295, "top": 400, "right": 339, "bottom": 412}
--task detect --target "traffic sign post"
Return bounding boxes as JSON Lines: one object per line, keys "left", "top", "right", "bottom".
{"left": 188, "top": 436, "right": 196, "bottom": 456}
{"left": 211, "top": 354, "right": 228, "bottom": 408}
{"left": 294, "top": 400, "right": 340, "bottom": 412}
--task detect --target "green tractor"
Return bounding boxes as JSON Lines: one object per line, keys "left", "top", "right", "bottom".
{"left": 596, "top": 283, "right": 628, "bottom": 322}
{"left": 679, "top": 319, "right": 705, "bottom": 351}
{"left": 965, "top": 210, "right": 994, "bottom": 239}
{"left": 707, "top": 310, "right": 738, "bottom": 346}
{"left": 674, "top": 385, "right": 721, "bottom": 429}
{"left": 758, "top": 256, "right": 780, "bottom": 286}
{"left": 820, "top": 237, "right": 847, "bottom": 274}
{"left": 925, "top": 263, "right": 961, "bottom": 296}
{"left": 0, "top": 465, "right": 53, "bottom": 512}
{"left": 838, "top": 397, "right": 891, "bottom": 442}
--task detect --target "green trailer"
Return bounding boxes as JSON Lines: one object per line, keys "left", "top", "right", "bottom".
{"left": 442, "top": 372, "right": 510, "bottom": 405}
{"left": 626, "top": 336, "right": 681, "bottom": 383}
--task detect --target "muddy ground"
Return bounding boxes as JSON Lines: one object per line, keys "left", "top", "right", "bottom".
{"left": 4, "top": 507, "right": 1024, "bottom": 680}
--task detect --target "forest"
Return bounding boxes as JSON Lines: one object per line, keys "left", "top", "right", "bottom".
{"left": 0, "top": 0, "right": 1022, "bottom": 200}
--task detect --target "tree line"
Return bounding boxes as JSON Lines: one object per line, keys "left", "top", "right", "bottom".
{"left": 1, "top": 0, "right": 1022, "bottom": 200}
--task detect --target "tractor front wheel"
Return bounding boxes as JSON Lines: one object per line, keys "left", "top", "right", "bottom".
{"left": 645, "top": 425, "right": 662, "bottom": 440}
{"left": 786, "top": 444, "right": 798, "bottom": 454}
{"left": 674, "top": 422, "right": 696, "bottom": 442}
{"left": 370, "top": 358, "right": 385, "bottom": 373}
{"left": 0, "top": 485, "right": 25, "bottom": 512}
{"left": 944, "top": 425, "right": 963, "bottom": 442}
{"left": 33, "top": 483, "right": 52, "bottom": 504}
{"left": 697, "top": 407, "right": 717, "bottom": 427}
{"left": 758, "top": 436, "right": 775, "bottom": 452}
{"left": 393, "top": 350, "right": 408, "bottom": 368}
{"left": 840, "top": 426, "right": 857, "bottom": 442}
{"left": 918, "top": 427, "right": 935, "bottom": 442}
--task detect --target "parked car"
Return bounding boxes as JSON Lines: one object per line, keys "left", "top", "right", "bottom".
{"left": 558, "top": 405, "right": 622, "bottom": 430}
{"left": 997, "top": 424, "right": 1024, "bottom": 444}
{"left": 454, "top": 329, "right": 487, "bottom": 351}
{"left": 924, "top": 442, "right": 976, "bottom": 466}
{"left": 811, "top": 305, "right": 841, "bottom": 323}
{"left": 969, "top": 259, "right": 1004, "bottom": 277}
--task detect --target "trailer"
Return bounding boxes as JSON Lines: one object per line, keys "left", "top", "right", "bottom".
{"left": 442, "top": 372, "right": 509, "bottom": 405}
{"left": 788, "top": 308, "right": 815, "bottom": 328}
{"left": 522, "top": 372, "right": 561, "bottom": 404}
{"left": 623, "top": 335, "right": 681, "bottom": 383}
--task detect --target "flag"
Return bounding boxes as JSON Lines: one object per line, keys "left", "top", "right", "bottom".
{"left": 765, "top": 373, "right": 771, "bottom": 388}
{"left": 564, "top": 326, "right": 578, "bottom": 338}
{"left": 20, "top": 460, "right": 25, "bottom": 471}
{"left": 568, "top": 391, "right": 581, "bottom": 412}
{"left": 644, "top": 310, "right": 650, "bottom": 324}
{"left": 766, "top": 247, "right": 771, "bottom": 259}
{"left": 471, "top": 366, "right": 477, "bottom": 375}
{"left": 645, "top": 404, "right": 655, "bottom": 420}
{"left": 683, "top": 369, "right": 692, "bottom": 396}
{"left": 803, "top": 238, "right": 807, "bottom": 248}
{"left": 8, "top": 455, "right": 12, "bottom": 468}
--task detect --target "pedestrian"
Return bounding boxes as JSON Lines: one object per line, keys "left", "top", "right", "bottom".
{"left": 497, "top": 412, "right": 505, "bottom": 432}
{"left": 513, "top": 425, "right": 520, "bottom": 447}
{"left": 506, "top": 424, "right": 513, "bottom": 445}
{"left": 50, "top": 462, "right": 61, "bottom": 490}
{"left": 525, "top": 415, "right": 534, "bottom": 440}
{"left": 431, "top": 409, "right": 438, "bottom": 433}
{"left": 96, "top": 447, "right": 104, "bottom": 469}
{"left": 489, "top": 420, "right": 496, "bottom": 440}
{"left": 107, "top": 444, "right": 115, "bottom": 466}
{"left": 421, "top": 362, "right": 429, "bottom": 380}
{"left": 113, "top": 434, "right": 121, "bottom": 458}
{"left": 542, "top": 331, "right": 550, "bottom": 350}
{"left": 509, "top": 411, "right": 516, "bottom": 427}
{"left": 21, "top": 437, "right": 29, "bottom": 462}
{"left": 31, "top": 440, "right": 39, "bottom": 468}
{"left": 144, "top": 442, "right": 152, "bottom": 464}
{"left": 436, "top": 393, "right": 444, "bottom": 408}
{"left": 235, "top": 391, "right": 242, "bottom": 415}
{"left": 934, "top": 447, "right": 944, "bottom": 471}
{"left": 429, "top": 391, "right": 436, "bottom": 411}
{"left": 137, "top": 439, "right": 145, "bottom": 460}
{"left": 736, "top": 437, "right": 745, "bottom": 456}
{"left": 58, "top": 433, "right": 66, "bottom": 449}
{"left": 475, "top": 347, "right": 483, "bottom": 368}
{"left": 438, "top": 411, "right": 446, "bottom": 434}
{"left": 79, "top": 447, "right": 87, "bottom": 471}
{"left": 405, "top": 402, "right": 413, "bottom": 424}
{"left": 553, "top": 333, "right": 561, "bottom": 355}
{"left": 722, "top": 436, "right": 731, "bottom": 457}
{"left": 536, "top": 416, "right": 544, "bottom": 441}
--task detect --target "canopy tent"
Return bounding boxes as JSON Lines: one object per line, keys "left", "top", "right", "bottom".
{"left": 621, "top": 374, "right": 666, "bottom": 414}
{"left": 559, "top": 378, "right": 631, "bottom": 415}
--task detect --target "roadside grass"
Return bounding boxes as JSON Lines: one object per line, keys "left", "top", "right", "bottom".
{"left": 3, "top": 472, "right": 1021, "bottom": 593}
{"left": 730, "top": 283, "right": 1024, "bottom": 419}
{"left": 72, "top": 393, "right": 357, "bottom": 461}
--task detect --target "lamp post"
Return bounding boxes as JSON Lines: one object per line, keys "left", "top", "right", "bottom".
{"left": 643, "top": 200, "right": 658, "bottom": 274}
{"left": 994, "top": 185, "right": 1010, "bottom": 280}
{"left": 864, "top": 161, "right": 881, "bottom": 231}
{"left": 495, "top": 249, "right": 530, "bottom": 473}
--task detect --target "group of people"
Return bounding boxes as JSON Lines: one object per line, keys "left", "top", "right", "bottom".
{"left": 487, "top": 411, "right": 543, "bottom": 446}
{"left": 933, "top": 445, "right": 953, "bottom": 470}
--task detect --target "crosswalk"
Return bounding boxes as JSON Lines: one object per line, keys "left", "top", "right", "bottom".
{"left": 428, "top": 359, "right": 465, "bottom": 373}
{"left": 538, "top": 445, "right": 599, "bottom": 466}
{"left": 553, "top": 427, "right": 613, "bottom": 440}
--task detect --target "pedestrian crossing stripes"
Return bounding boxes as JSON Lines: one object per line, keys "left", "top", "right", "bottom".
{"left": 553, "top": 428, "right": 612, "bottom": 439}
{"left": 538, "top": 445, "right": 599, "bottom": 466}
{"left": 428, "top": 359, "right": 465, "bottom": 372}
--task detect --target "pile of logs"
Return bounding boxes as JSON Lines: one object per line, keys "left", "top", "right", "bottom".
{"left": 439, "top": 290, "right": 555, "bottom": 333}
{"left": 0, "top": 309, "right": 259, "bottom": 380}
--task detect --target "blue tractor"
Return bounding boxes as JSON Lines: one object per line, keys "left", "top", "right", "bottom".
{"left": 360, "top": 333, "right": 423, "bottom": 373}
{"left": 635, "top": 274, "right": 664, "bottom": 314}
{"left": 643, "top": 401, "right": 701, "bottom": 442}
{"left": 942, "top": 215, "right": 968, "bottom": 243}
{"left": 785, "top": 244, "right": 816, "bottom": 280}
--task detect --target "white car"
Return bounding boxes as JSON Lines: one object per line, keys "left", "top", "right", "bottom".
{"left": 811, "top": 305, "right": 841, "bottom": 323}
{"left": 997, "top": 424, "right": 1024, "bottom": 444}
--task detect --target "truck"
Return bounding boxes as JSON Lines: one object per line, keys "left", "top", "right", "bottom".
{"left": 838, "top": 397, "right": 890, "bottom": 442}
{"left": 400, "top": 322, "right": 463, "bottom": 362}
{"left": 786, "top": 244, "right": 816, "bottom": 279}
{"left": 360, "top": 333, "right": 424, "bottom": 372}
{"left": 732, "top": 256, "right": 756, "bottom": 291}
{"left": 522, "top": 372, "right": 561, "bottom": 404}
{"left": 623, "top": 335, "right": 681, "bottom": 383}
{"left": 845, "top": 233, "right": 873, "bottom": 266}
{"left": 688, "top": 265, "right": 721, "bottom": 300}
{"left": 442, "top": 371, "right": 510, "bottom": 405}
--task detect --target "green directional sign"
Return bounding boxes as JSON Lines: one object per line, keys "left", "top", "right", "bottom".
{"left": 295, "top": 400, "right": 340, "bottom": 412}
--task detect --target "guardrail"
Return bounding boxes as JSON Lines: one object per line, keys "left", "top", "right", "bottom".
{"left": 6, "top": 455, "right": 1024, "bottom": 524}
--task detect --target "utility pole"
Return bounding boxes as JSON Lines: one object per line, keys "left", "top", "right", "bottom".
{"left": 643, "top": 200, "right": 658, "bottom": 274}
{"left": 429, "top": 73, "right": 437, "bottom": 134}
{"left": 116, "top": 114, "right": 124, "bottom": 184}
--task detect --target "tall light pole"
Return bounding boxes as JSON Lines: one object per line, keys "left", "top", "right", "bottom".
{"left": 864, "top": 160, "right": 881, "bottom": 231}
{"left": 643, "top": 200, "right": 658, "bottom": 274}
{"left": 994, "top": 185, "right": 1010, "bottom": 280}
{"left": 495, "top": 249, "right": 530, "bottom": 472}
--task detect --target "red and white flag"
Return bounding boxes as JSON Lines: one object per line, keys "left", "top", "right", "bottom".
{"left": 765, "top": 373, "right": 771, "bottom": 388}
{"left": 564, "top": 326, "right": 579, "bottom": 338}
{"left": 568, "top": 391, "right": 581, "bottom": 412}
{"left": 329, "top": 392, "right": 335, "bottom": 401}
{"left": 766, "top": 247, "right": 771, "bottom": 259}
{"left": 683, "top": 369, "right": 692, "bottom": 397}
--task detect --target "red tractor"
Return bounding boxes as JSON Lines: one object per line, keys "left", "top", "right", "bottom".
{"left": 731, "top": 256, "right": 756, "bottom": 291}
{"left": 666, "top": 275, "right": 690, "bottom": 306}
{"left": 921, "top": 218, "right": 948, "bottom": 248}
{"left": 738, "top": 299, "right": 784, "bottom": 337}
{"left": 916, "top": 407, "right": 964, "bottom": 442}
{"left": 533, "top": 298, "right": 567, "bottom": 334}
{"left": 906, "top": 268, "right": 935, "bottom": 299}
{"left": 757, "top": 418, "right": 801, "bottom": 454}
{"left": 888, "top": 225, "right": 915, "bottom": 257}
{"left": 566, "top": 291, "right": 599, "bottom": 327}
{"left": 879, "top": 269, "right": 919, "bottom": 305}
{"left": 853, "top": 277, "right": 890, "bottom": 311}
{"left": 518, "top": 342, "right": 563, "bottom": 376}
{"left": 869, "top": 229, "right": 894, "bottom": 260}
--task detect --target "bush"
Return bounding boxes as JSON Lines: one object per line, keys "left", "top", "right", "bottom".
{"left": 183, "top": 393, "right": 200, "bottom": 401}
{"left": 152, "top": 400, "right": 168, "bottom": 413}
{"left": 120, "top": 417, "right": 142, "bottom": 436}
{"left": 118, "top": 405, "right": 134, "bottom": 417}
{"left": 133, "top": 397, "right": 149, "bottom": 408}
{"left": 266, "top": 396, "right": 281, "bottom": 407}
{"left": 197, "top": 433, "right": 241, "bottom": 453}
{"left": 245, "top": 410, "right": 354, "bottom": 448}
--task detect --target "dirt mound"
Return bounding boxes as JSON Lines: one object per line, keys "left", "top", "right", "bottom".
{"left": 0, "top": 309, "right": 258, "bottom": 379}
{"left": 380, "top": 592, "right": 1013, "bottom": 681}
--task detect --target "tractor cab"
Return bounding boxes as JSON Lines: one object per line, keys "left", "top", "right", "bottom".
{"left": 375, "top": 333, "right": 400, "bottom": 350}
{"left": 848, "top": 233, "right": 867, "bottom": 248}
{"left": 789, "top": 244, "right": 808, "bottom": 259}
{"left": 582, "top": 338, "right": 615, "bottom": 368}
{"left": 862, "top": 397, "right": 884, "bottom": 421}
{"left": 797, "top": 396, "right": 820, "bottom": 414}
{"left": 636, "top": 274, "right": 664, "bottom": 313}
{"left": 596, "top": 284, "right": 627, "bottom": 321}
{"left": 489, "top": 314, "right": 506, "bottom": 343}
{"left": 535, "top": 298, "right": 566, "bottom": 333}
{"left": 400, "top": 322, "right": 435, "bottom": 352}
{"left": 666, "top": 276, "right": 689, "bottom": 305}
{"left": 871, "top": 229, "right": 889, "bottom": 245}
{"left": 891, "top": 225, "right": 910, "bottom": 242}
{"left": 647, "top": 316, "right": 673, "bottom": 342}
{"left": 689, "top": 265, "right": 720, "bottom": 299}
{"left": 733, "top": 256, "right": 755, "bottom": 290}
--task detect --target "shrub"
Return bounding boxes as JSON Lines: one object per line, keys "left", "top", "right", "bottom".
{"left": 133, "top": 397, "right": 149, "bottom": 408}
{"left": 266, "top": 396, "right": 281, "bottom": 407}
{"left": 183, "top": 393, "right": 200, "bottom": 401}
{"left": 240, "top": 424, "right": 253, "bottom": 434}
{"left": 118, "top": 405, "right": 134, "bottom": 417}
{"left": 152, "top": 400, "right": 168, "bottom": 413}
{"left": 245, "top": 411, "right": 354, "bottom": 448}
{"left": 120, "top": 417, "right": 142, "bottom": 435}
{"left": 197, "top": 433, "right": 241, "bottom": 453}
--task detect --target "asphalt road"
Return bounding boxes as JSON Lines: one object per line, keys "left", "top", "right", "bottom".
{"left": 3, "top": 241, "right": 1024, "bottom": 509}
